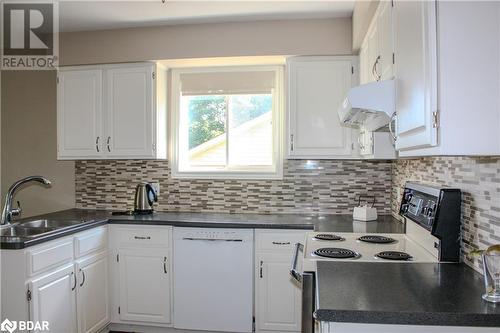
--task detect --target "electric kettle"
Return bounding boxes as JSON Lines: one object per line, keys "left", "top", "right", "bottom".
{"left": 134, "top": 182, "right": 158, "bottom": 214}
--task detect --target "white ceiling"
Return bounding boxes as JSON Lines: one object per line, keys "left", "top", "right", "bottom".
{"left": 59, "top": 0, "right": 355, "bottom": 32}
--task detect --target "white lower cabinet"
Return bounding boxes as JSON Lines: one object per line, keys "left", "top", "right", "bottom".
{"left": 256, "top": 252, "right": 302, "bottom": 332}
{"left": 117, "top": 248, "right": 171, "bottom": 324}
{"left": 0, "top": 226, "right": 109, "bottom": 333}
{"left": 29, "top": 264, "right": 78, "bottom": 333}
{"left": 76, "top": 251, "right": 109, "bottom": 333}
{"left": 255, "top": 230, "right": 306, "bottom": 333}
{"left": 108, "top": 225, "right": 173, "bottom": 327}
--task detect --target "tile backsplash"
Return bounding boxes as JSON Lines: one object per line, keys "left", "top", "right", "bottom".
{"left": 75, "top": 159, "right": 392, "bottom": 215}
{"left": 391, "top": 156, "right": 500, "bottom": 270}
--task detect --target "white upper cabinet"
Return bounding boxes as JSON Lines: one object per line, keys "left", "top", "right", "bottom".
{"left": 377, "top": 0, "right": 394, "bottom": 81}
{"left": 106, "top": 65, "right": 154, "bottom": 158}
{"left": 359, "top": 1, "right": 394, "bottom": 84}
{"left": 287, "top": 56, "right": 358, "bottom": 159}
{"left": 395, "top": 1, "right": 500, "bottom": 156}
{"left": 365, "top": 23, "right": 379, "bottom": 82}
{"left": 57, "top": 62, "right": 167, "bottom": 160}
{"left": 57, "top": 69, "right": 103, "bottom": 158}
{"left": 358, "top": 128, "right": 396, "bottom": 160}
{"left": 393, "top": 0, "right": 438, "bottom": 151}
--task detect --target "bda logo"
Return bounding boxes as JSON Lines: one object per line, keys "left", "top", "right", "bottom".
{"left": 0, "top": 319, "right": 17, "bottom": 333}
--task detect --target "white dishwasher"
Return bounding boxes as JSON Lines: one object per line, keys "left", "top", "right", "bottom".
{"left": 173, "top": 227, "right": 254, "bottom": 332}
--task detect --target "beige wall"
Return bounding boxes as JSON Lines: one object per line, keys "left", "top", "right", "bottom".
{"left": 352, "top": 0, "right": 379, "bottom": 52}
{"left": 0, "top": 17, "right": 353, "bottom": 218}
{"left": 1, "top": 71, "right": 75, "bottom": 218}
{"left": 60, "top": 17, "right": 352, "bottom": 65}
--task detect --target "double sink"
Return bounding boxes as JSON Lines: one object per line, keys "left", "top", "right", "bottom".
{"left": 0, "top": 219, "right": 83, "bottom": 240}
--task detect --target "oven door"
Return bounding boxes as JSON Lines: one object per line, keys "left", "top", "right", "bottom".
{"left": 290, "top": 242, "right": 315, "bottom": 333}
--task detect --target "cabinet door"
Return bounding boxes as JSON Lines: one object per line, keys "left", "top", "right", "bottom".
{"left": 76, "top": 252, "right": 109, "bottom": 333}
{"left": 377, "top": 0, "right": 394, "bottom": 81}
{"left": 29, "top": 264, "right": 78, "bottom": 333}
{"left": 365, "top": 24, "right": 380, "bottom": 83}
{"left": 256, "top": 252, "right": 301, "bottom": 332}
{"left": 57, "top": 69, "right": 102, "bottom": 159}
{"left": 393, "top": 0, "right": 438, "bottom": 150}
{"left": 288, "top": 57, "right": 355, "bottom": 158}
{"left": 359, "top": 128, "right": 373, "bottom": 156}
{"left": 358, "top": 44, "right": 369, "bottom": 85}
{"left": 105, "top": 64, "right": 155, "bottom": 158}
{"left": 118, "top": 248, "right": 171, "bottom": 324}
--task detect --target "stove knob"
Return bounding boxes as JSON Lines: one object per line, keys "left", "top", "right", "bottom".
{"left": 427, "top": 207, "right": 434, "bottom": 217}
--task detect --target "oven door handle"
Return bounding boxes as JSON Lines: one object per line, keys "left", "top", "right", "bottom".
{"left": 290, "top": 242, "right": 304, "bottom": 282}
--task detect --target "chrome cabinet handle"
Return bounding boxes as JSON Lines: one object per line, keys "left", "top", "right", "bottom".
{"left": 372, "top": 55, "right": 381, "bottom": 81}
{"left": 79, "top": 269, "right": 85, "bottom": 287}
{"left": 106, "top": 136, "right": 111, "bottom": 152}
{"left": 272, "top": 241, "right": 291, "bottom": 245}
{"left": 290, "top": 242, "right": 304, "bottom": 282}
{"left": 71, "top": 272, "right": 76, "bottom": 291}
{"left": 358, "top": 135, "right": 365, "bottom": 151}
{"left": 259, "top": 260, "right": 263, "bottom": 278}
{"left": 290, "top": 134, "right": 294, "bottom": 151}
{"left": 163, "top": 257, "right": 167, "bottom": 274}
{"left": 388, "top": 113, "right": 397, "bottom": 143}
{"left": 375, "top": 55, "right": 381, "bottom": 81}
{"left": 96, "top": 136, "right": 100, "bottom": 152}
{"left": 134, "top": 236, "right": 151, "bottom": 240}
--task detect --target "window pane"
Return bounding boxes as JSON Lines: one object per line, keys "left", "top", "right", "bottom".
{"left": 228, "top": 94, "right": 273, "bottom": 166}
{"left": 182, "top": 95, "right": 227, "bottom": 167}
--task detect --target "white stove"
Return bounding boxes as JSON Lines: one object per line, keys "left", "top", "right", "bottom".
{"left": 293, "top": 182, "right": 463, "bottom": 333}
{"left": 302, "top": 231, "right": 438, "bottom": 272}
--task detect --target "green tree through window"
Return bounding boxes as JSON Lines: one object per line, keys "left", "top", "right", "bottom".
{"left": 187, "top": 94, "right": 272, "bottom": 149}
{"left": 187, "top": 95, "right": 226, "bottom": 149}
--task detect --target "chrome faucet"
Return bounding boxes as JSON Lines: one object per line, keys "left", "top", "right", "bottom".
{"left": 1, "top": 176, "right": 52, "bottom": 225}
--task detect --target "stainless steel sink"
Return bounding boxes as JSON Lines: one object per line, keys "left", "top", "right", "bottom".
{"left": 1, "top": 218, "right": 92, "bottom": 241}
{"left": 18, "top": 219, "right": 77, "bottom": 229}
{"left": 0, "top": 226, "right": 57, "bottom": 238}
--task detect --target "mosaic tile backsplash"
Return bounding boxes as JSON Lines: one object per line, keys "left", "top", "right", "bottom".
{"left": 391, "top": 157, "right": 500, "bottom": 270}
{"left": 75, "top": 159, "right": 392, "bottom": 214}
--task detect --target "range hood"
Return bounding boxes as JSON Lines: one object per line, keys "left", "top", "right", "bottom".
{"left": 338, "top": 79, "right": 395, "bottom": 131}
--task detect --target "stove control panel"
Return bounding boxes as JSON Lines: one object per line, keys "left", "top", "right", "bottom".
{"left": 401, "top": 189, "right": 437, "bottom": 231}
{"left": 399, "top": 182, "right": 461, "bottom": 262}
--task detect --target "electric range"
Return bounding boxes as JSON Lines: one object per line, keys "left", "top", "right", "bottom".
{"left": 291, "top": 182, "right": 462, "bottom": 333}
{"left": 301, "top": 231, "right": 438, "bottom": 272}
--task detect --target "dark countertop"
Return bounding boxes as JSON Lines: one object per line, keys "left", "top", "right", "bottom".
{"left": 315, "top": 261, "right": 500, "bottom": 327}
{"left": 1, "top": 208, "right": 404, "bottom": 249}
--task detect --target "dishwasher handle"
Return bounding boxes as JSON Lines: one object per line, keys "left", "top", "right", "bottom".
{"left": 182, "top": 237, "right": 243, "bottom": 242}
{"left": 290, "top": 242, "right": 304, "bottom": 282}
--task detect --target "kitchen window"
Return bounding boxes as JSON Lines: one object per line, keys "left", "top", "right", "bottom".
{"left": 171, "top": 66, "right": 284, "bottom": 179}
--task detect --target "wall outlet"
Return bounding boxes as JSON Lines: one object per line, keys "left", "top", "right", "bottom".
{"left": 151, "top": 182, "right": 160, "bottom": 196}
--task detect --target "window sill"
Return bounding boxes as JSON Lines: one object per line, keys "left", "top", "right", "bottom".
{"left": 171, "top": 170, "right": 283, "bottom": 180}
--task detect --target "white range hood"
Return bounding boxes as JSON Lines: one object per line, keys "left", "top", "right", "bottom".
{"left": 338, "top": 79, "right": 395, "bottom": 131}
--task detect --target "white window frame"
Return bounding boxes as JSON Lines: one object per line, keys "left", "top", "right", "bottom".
{"left": 170, "top": 65, "right": 284, "bottom": 180}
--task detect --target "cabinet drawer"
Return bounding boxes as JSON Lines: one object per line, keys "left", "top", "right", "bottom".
{"left": 113, "top": 226, "right": 171, "bottom": 248}
{"left": 74, "top": 226, "right": 107, "bottom": 258}
{"left": 27, "top": 239, "right": 74, "bottom": 276}
{"left": 255, "top": 230, "right": 306, "bottom": 251}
